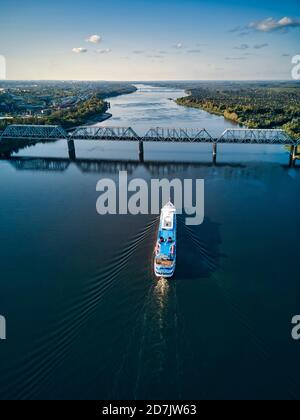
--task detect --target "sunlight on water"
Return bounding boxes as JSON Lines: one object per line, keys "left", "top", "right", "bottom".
{"left": 154, "top": 278, "right": 170, "bottom": 325}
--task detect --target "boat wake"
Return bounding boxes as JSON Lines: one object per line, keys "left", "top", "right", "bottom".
{"left": 0, "top": 216, "right": 159, "bottom": 400}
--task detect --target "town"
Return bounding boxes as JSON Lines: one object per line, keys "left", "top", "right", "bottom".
{"left": 0, "top": 81, "right": 137, "bottom": 130}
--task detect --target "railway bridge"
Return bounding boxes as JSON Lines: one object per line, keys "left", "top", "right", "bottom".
{"left": 0, "top": 124, "right": 299, "bottom": 165}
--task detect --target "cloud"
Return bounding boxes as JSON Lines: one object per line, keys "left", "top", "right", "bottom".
{"left": 147, "top": 55, "right": 164, "bottom": 59}
{"left": 229, "top": 26, "right": 242, "bottom": 33}
{"left": 249, "top": 17, "right": 300, "bottom": 32}
{"left": 174, "top": 43, "right": 183, "bottom": 49}
{"left": 233, "top": 43, "right": 268, "bottom": 51}
{"left": 253, "top": 43, "right": 269, "bottom": 49}
{"left": 96, "top": 48, "right": 112, "bottom": 54}
{"left": 225, "top": 56, "right": 247, "bottom": 61}
{"left": 187, "top": 49, "right": 202, "bottom": 54}
{"left": 133, "top": 50, "right": 145, "bottom": 54}
{"left": 239, "top": 31, "right": 251, "bottom": 37}
{"left": 72, "top": 48, "right": 88, "bottom": 54}
{"left": 234, "top": 44, "right": 249, "bottom": 50}
{"left": 229, "top": 27, "right": 250, "bottom": 36}
{"left": 86, "top": 34, "right": 102, "bottom": 44}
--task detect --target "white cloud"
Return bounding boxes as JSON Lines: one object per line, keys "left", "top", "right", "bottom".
{"left": 72, "top": 48, "right": 88, "bottom": 54}
{"left": 96, "top": 48, "right": 112, "bottom": 54}
{"left": 86, "top": 34, "right": 102, "bottom": 44}
{"left": 187, "top": 49, "right": 202, "bottom": 54}
{"left": 225, "top": 56, "right": 247, "bottom": 61}
{"left": 175, "top": 43, "right": 183, "bottom": 49}
{"left": 147, "top": 54, "right": 164, "bottom": 59}
{"left": 249, "top": 17, "right": 300, "bottom": 32}
{"left": 253, "top": 43, "right": 269, "bottom": 49}
{"left": 234, "top": 44, "right": 249, "bottom": 50}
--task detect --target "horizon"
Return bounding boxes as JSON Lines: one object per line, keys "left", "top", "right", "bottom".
{"left": 1, "top": 79, "right": 299, "bottom": 83}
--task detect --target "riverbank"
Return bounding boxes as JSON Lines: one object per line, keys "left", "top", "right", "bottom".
{"left": 66, "top": 112, "right": 112, "bottom": 132}
{"left": 83, "top": 112, "right": 112, "bottom": 126}
{"left": 176, "top": 97, "right": 241, "bottom": 125}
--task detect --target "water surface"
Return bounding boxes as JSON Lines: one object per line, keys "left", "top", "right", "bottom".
{"left": 0, "top": 85, "right": 300, "bottom": 400}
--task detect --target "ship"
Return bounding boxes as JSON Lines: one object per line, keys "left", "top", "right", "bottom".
{"left": 154, "top": 202, "right": 177, "bottom": 278}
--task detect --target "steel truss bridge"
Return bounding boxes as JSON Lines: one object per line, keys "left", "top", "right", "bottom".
{"left": 0, "top": 124, "right": 298, "bottom": 145}
{"left": 0, "top": 124, "right": 299, "bottom": 165}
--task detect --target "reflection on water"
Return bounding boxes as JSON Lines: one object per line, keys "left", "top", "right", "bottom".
{"left": 0, "top": 85, "right": 300, "bottom": 400}
{"left": 153, "top": 278, "right": 170, "bottom": 341}
{"left": 6, "top": 155, "right": 298, "bottom": 180}
{"left": 155, "top": 277, "right": 170, "bottom": 300}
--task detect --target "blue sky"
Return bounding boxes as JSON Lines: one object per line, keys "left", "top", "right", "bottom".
{"left": 0, "top": 0, "right": 299, "bottom": 80}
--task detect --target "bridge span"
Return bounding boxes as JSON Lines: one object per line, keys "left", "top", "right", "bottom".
{"left": 0, "top": 124, "right": 299, "bottom": 165}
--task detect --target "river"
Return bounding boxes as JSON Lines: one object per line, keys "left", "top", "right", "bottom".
{"left": 0, "top": 85, "right": 300, "bottom": 400}
{"left": 100, "top": 84, "right": 238, "bottom": 134}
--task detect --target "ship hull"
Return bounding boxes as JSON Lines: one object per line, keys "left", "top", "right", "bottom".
{"left": 154, "top": 202, "right": 177, "bottom": 279}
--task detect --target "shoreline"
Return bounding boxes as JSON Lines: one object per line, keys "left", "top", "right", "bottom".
{"left": 176, "top": 97, "right": 243, "bottom": 127}
{"left": 68, "top": 86, "right": 139, "bottom": 130}
{"left": 83, "top": 111, "right": 112, "bottom": 126}
{"left": 66, "top": 112, "right": 112, "bottom": 132}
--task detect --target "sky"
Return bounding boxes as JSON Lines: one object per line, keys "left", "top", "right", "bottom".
{"left": 0, "top": 0, "right": 299, "bottom": 80}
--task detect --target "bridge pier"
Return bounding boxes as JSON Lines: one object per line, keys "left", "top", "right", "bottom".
{"left": 212, "top": 143, "right": 217, "bottom": 164}
{"left": 1, "top": 126, "right": 298, "bottom": 166}
{"left": 289, "top": 145, "right": 298, "bottom": 167}
{"left": 68, "top": 140, "right": 76, "bottom": 161}
{"left": 139, "top": 141, "right": 144, "bottom": 163}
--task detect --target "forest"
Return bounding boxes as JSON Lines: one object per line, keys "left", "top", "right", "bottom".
{"left": 174, "top": 82, "right": 300, "bottom": 139}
